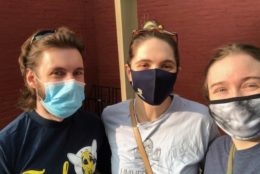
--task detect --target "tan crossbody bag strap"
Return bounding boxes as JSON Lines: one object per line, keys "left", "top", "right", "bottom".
{"left": 129, "top": 99, "right": 153, "bottom": 174}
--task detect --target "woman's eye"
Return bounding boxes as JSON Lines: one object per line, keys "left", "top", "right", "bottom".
{"left": 161, "top": 63, "right": 176, "bottom": 71}
{"left": 213, "top": 87, "right": 227, "bottom": 94}
{"left": 243, "top": 83, "right": 259, "bottom": 89}
{"left": 140, "top": 63, "right": 149, "bottom": 67}
{"left": 136, "top": 63, "right": 149, "bottom": 69}
{"left": 162, "top": 64, "right": 173, "bottom": 69}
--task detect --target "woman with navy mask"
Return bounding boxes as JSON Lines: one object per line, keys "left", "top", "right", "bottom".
{"left": 204, "top": 43, "right": 260, "bottom": 174}
{"left": 102, "top": 20, "right": 219, "bottom": 174}
{"left": 0, "top": 27, "right": 110, "bottom": 173}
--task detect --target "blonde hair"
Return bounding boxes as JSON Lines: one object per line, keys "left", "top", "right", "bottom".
{"left": 143, "top": 20, "right": 163, "bottom": 30}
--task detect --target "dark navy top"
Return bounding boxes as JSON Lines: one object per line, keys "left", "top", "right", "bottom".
{"left": 204, "top": 135, "right": 260, "bottom": 174}
{"left": 0, "top": 109, "right": 111, "bottom": 174}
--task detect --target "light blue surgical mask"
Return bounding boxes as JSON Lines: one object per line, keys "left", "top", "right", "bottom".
{"left": 37, "top": 78, "right": 85, "bottom": 119}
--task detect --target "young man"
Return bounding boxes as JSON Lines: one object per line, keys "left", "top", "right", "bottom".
{"left": 0, "top": 27, "right": 110, "bottom": 174}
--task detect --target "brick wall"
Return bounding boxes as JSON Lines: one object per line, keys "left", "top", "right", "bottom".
{"left": 93, "top": 0, "right": 120, "bottom": 87}
{"left": 0, "top": 0, "right": 100, "bottom": 128}
{"left": 1, "top": 0, "right": 260, "bottom": 128}
{"left": 137, "top": 0, "right": 260, "bottom": 103}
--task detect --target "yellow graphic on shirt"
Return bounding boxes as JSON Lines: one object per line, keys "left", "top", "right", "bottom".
{"left": 67, "top": 140, "right": 97, "bottom": 174}
{"left": 63, "top": 161, "right": 69, "bottom": 174}
{"left": 21, "top": 162, "right": 69, "bottom": 174}
{"left": 81, "top": 150, "right": 95, "bottom": 173}
{"left": 22, "top": 169, "right": 45, "bottom": 174}
{"left": 21, "top": 140, "right": 97, "bottom": 174}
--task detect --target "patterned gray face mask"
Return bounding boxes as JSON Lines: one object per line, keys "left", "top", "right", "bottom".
{"left": 209, "top": 94, "right": 260, "bottom": 141}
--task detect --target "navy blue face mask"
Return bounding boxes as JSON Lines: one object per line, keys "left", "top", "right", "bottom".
{"left": 131, "top": 69, "right": 177, "bottom": 105}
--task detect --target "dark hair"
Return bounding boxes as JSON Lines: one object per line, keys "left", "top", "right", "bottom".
{"left": 18, "top": 26, "right": 85, "bottom": 111}
{"left": 128, "top": 20, "right": 179, "bottom": 68}
{"left": 203, "top": 43, "right": 260, "bottom": 99}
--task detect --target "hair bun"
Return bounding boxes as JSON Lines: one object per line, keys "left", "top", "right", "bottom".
{"left": 143, "top": 20, "right": 163, "bottom": 30}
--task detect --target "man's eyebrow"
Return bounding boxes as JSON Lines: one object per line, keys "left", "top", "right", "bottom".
{"left": 49, "top": 67, "right": 66, "bottom": 71}
{"left": 75, "top": 67, "right": 84, "bottom": 71}
{"left": 49, "top": 67, "right": 85, "bottom": 72}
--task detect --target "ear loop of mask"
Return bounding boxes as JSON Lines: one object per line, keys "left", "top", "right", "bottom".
{"left": 127, "top": 63, "right": 133, "bottom": 85}
{"left": 33, "top": 73, "right": 45, "bottom": 101}
{"left": 127, "top": 64, "right": 136, "bottom": 99}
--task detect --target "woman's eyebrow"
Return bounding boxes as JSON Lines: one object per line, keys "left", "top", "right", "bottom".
{"left": 135, "top": 59, "right": 152, "bottom": 63}
{"left": 161, "top": 60, "right": 176, "bottom": 64}
{"left": 242, "top": 76, "right": 260, "bottom": 82}
{"left": 209, "top": 81, "right": 226, "bottom": 89}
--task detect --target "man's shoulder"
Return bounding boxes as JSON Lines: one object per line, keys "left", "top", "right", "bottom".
{"left": 0, "top": 112, "right": 31, "bottom": 149}
{"left": 76, "top": 109, "right": 100, "bottom": 121}
{"left": 73, "top": 109, "right": 103, "bottom": 128}
{"left": 0, "top": 112, "right": 30, "bottom": 138}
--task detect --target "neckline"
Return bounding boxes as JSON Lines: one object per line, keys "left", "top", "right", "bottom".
{"left": 29, "top": 110, "right": 76, "bottom": 128}
{"left": 235, "top": 141, "right": 260, "bottom": 155}
{"left": 134, "top": 94, "right": 177, "bottom": 126}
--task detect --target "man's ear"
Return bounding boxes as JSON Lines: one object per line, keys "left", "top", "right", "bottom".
{"left": 26, "top": 69, "right": 37, "bottom": 89}
{"left": 125, "top": 64, "right": 132, "bottom": 82}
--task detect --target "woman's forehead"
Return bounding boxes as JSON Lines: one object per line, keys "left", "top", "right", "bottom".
{"left": 207, "top": 53, "right": 260, "bottom": 84}
{"left": 132, "top": 38, "right": 176, "bottom": 62}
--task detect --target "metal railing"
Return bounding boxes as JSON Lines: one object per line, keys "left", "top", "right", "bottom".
{"left": 84, "top": 85, "right": 121, "bottom": 116}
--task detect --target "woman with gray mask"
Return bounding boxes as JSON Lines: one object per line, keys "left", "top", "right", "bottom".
{"left": 204, "top": 43, "right": 260, "bottom": 174}
{"left": 102, "top": 20, "right": 219, "bottom": 174}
